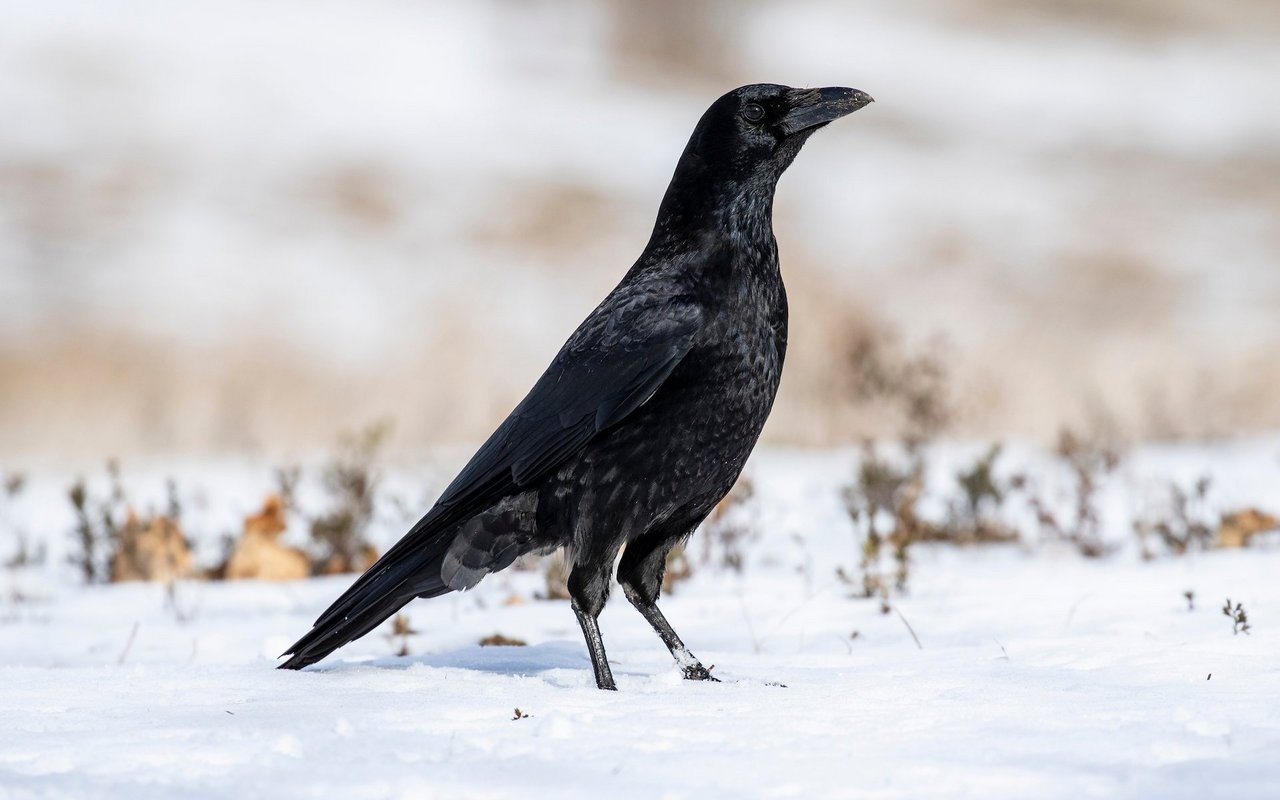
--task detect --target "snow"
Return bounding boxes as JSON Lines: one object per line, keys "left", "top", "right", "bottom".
{"left": 3, "top": 444, "right": 1280, "bottom": 798}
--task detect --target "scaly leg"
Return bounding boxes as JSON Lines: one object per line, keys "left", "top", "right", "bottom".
{"left": 568, "top": 559, "right": 617, "bottom": 690}
{"left": 618, "top": 530, "right": 718, "bottom": 681}
{"left": 572, "top": 603, "right": 615, "bottom": 690}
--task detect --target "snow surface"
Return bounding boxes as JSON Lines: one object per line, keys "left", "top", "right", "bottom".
{"left": 2, "top": 444, "right": 1280, "bottom": 798}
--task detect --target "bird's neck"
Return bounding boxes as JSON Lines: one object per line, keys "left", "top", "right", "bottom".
{"left": 719, "top": 190, "right": 776, "bottom": 247}
{"left": 648, "top": 171, "right": 778, "bottom": 256}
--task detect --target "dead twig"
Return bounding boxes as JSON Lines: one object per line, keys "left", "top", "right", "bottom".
{"left": 893, "top": 606, "right": 923, "bottom": 650}
{"left": 117, "top": 621, "right": 140, "bottom": 665}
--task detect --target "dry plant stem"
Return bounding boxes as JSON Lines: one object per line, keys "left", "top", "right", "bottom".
{"left": 117, "top": 621, "right": 140, "bottom": 665}
{"left": 309, "top": 421, "right": 389, "bottom": 575}
{"left": 894, "top": 606, "right": 923, "bottom": 650}
{"left": 1222, "top": 598, "right": 1251, "bottom": 635}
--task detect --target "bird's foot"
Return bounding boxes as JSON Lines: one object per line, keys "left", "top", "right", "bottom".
{"left": 682, "top": 663, "right": 720, "bottom": 682}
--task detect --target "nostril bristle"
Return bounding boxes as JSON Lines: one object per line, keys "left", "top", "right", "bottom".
{"left": 791, "top": 88, "right": 822, "bottom": 105}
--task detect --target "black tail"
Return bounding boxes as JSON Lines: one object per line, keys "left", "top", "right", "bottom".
{"left": 278, "top": 593, "right": 416, "bottom": 670}
{"left": 278, "top": 507, "right": 460, "bottom": 670}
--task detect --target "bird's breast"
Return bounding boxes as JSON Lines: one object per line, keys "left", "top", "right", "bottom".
{"left": 683, "top": 288, "right": 787, "bottom": 422}
{"left": 554, "top": 278, "right": 787, "bottom": 538}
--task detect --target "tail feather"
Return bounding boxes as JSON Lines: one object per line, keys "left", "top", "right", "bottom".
{"left": 277, "top": 490, "right": 539, "bottom": 670}
{"left": 278, "top": 593, "right": 414, "bottom": 670}
{"left": 278, "top": 517, "right": 459, "bottom": 670}
{"left": 311, "top": 507, "right": 456, "bottom": 631}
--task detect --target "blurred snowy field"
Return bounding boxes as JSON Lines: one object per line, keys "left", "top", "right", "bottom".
{"left": 2, "top": 0, "right": 1279, "bottom": 458}
{"left": 2, "top": 442, "right": 1279, "bottom": 798}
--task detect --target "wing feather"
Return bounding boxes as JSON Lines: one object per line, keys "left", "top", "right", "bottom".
{"left": 309, "top": 287, "right": 704, "bottom": 626}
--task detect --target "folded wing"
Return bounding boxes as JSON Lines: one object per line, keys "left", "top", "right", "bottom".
{"left": 279, "top": 286, "right": 703, "bottom": 667}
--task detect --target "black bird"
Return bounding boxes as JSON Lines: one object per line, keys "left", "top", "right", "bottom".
{"left": 280, "top": 83, "right": 873, "bottom": 689}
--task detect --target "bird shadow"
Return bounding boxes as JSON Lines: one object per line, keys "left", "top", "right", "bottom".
{"left": 315, "top": 640, "right": 603, "bottom": 682}
{"left": 301, "top": 644, "right": 781, "bottom": 689}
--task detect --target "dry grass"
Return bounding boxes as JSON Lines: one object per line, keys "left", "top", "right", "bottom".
{"left": 109, "top": 512, "right": 191, "bottom": 584}
{"left": 67, "top": 461, "right": 193, "bottom": 584}
{"left": 307, "top": 423, "right": 388, "bottom": 575}
{"left": 4, "top": 279, "right": 1278, "bottom": 463}
{"left": 2, "top": 4, "right": 1278, "bottom": 459}
{"left": 221, "top": 495, "right": 310, "bottom": 581}
{"left": 1217, "top": 509, "right": 1280, "bottom": 549}
{"left": 1017, "top": 428, "right": 1123, "bottom": 558}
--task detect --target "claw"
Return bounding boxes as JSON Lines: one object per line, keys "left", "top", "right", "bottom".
{"left": 683, "top": 663, "right": 720, "bottom": 682}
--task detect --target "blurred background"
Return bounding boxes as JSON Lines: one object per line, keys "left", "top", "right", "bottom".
{"left": 3, "top": 0, "right": 1278, "bottom": 465}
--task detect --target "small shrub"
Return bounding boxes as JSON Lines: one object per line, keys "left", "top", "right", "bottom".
{"left": 700, "top": 477, "right": 756, "bottom": 573}
{"left": 661, "top": 542, "right": 694, "bottom": 595}
{"left": 2, "top": 472, "right": 44, "bottom": 569}
{"left": 109, "top": 511, "right": 191, "bottom": 583}
{"left": 309, "top": 422, "right": 389, "bottom": 574}
{"left": 540, "top": 551, "right": 571, "bottom": 600}
{"left": 837, "top": 324, "right": 957, "bottom": 597}
{"left": 1222, "top": 598, "right": 1251, "bottom": 635}
{"left": 1016, "top": 428, "right": 1121, "bottom": 558}
{"left": 67, "top": 464, "right": 123, "bottom": 583}
{"left": 386, "top": 613, "right": 418, "bottom": 656}
{"left": 942, "top": 444, "right": 1020, "bottom": 544}
{"left": 274, "top": 466, "right": 301, "bottom": 509}
{"left": 1133, "top": 476, "right": 1214, "bottom": 558}
{"left": 164, "top": 478, "right": 183, "bottom": 526}
{"left": 67, "top": 461, "right": 191, "bottom": 583}
{"left": 840, "top": 441, "right": 924, "bottom": 597}
{"left": 844, "top": 328, "right": 952, "bottom": 454}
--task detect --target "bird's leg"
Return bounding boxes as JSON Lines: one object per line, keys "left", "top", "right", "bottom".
{"left": 568, "top": 563, "right": 616, "bottom": 690}
{"left": 572, "top": 604, "right": 615, "bottom": 690}
{"left": 622, "top": 584, "right": 718, "bottom": 681}
{"left": 618, "top": 534, "right": 718, "bottom": 682}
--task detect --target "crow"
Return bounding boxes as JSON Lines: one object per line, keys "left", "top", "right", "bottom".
{"left": 279, "top": 83, "right": 873, "bottom": 689}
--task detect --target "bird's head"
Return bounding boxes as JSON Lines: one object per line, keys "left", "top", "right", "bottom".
{"left": 655, "top": 84, "right": 872, "bottom": 237}
{"left": 687, "top": 83, "right": 873, "bottom": 187}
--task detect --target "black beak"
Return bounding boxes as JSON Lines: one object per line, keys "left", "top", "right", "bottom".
{"left": 778, "top": 87, "right": 874, "bottom": 137}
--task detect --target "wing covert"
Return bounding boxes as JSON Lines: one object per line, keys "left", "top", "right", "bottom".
{"left": 435, "top": 289, "right": 704, "bottom": 511}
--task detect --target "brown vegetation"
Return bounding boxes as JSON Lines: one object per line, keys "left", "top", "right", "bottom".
{"left": 387, "top": 613, "right": 418, "bottom": 657}
{"left": 479, "top": 633, "right": 527, "bottom": 647}
{"left": 68, "top": 462, "right": 193, "bottom": 584}
{"left": 223, "top": 495, "right": 310, "bottom": 581}
{"left": 307, "top": 423, "right": 388, "bottom": 575}
{"left": 1216, "top": 509, "right": 1280, "bottom": 549}
{"left": 700, "top": 476, "right": 756, "bottom": 573}
{"left": 1018, "top": 429, "right": 1122, "bottom": 558}
{"left": 540, "top": 552, "right": 572, "bottom": 601}
{"left": 109, "top": 512, "right": 191, "bottom": 583}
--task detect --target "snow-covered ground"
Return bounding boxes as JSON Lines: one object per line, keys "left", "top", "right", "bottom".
{"left": 3, "top": 443, "right": 1279, "bottom": 798}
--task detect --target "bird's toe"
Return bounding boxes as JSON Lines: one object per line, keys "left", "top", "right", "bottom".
{"left": 682, "top": 663, "right": 720, "bottom": 682}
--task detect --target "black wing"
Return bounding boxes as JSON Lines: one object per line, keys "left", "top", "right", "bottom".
{"left": 439, "top": 288, "right": 705, "bottom": 510}
{"left": 280, "top": 284, "right": 704, "bottom": 666}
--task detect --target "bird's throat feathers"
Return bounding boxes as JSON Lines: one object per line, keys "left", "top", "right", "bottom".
{"left": 648, "top": 155, "right": 779, "bottom": 256}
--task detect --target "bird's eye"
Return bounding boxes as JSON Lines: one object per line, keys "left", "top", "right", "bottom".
{"left": 742, "top": 103, "right": 766, "bottom": 124}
